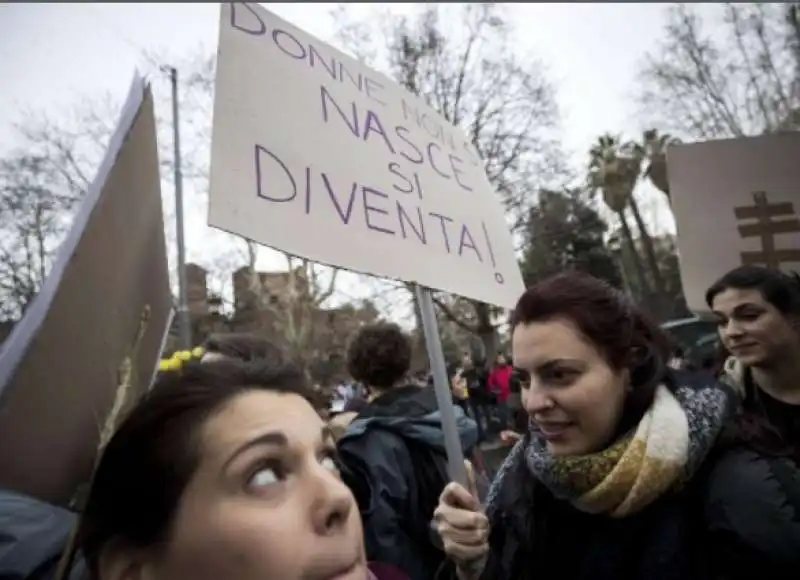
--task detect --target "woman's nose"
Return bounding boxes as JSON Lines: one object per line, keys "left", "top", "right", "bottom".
{"left": 522, "top": 381, "right": 553, "bottom": 414}
{"left": 309, "top": 462, "right": 355, "bottom": 536}
{"left": 723, "top": 319, "right": 745, "bottom": 339}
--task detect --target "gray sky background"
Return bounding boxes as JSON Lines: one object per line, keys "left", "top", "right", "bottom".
{"left": 0, "top": 2, "right": 724, "bottom": 313}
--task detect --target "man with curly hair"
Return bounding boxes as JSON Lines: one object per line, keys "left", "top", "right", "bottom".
{"left": 336, "top": 323, "right": 478, "bottom": 580}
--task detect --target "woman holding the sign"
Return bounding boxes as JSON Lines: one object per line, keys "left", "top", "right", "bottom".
{"left": 433, "top": 272, "right": 738, "bottom": 580}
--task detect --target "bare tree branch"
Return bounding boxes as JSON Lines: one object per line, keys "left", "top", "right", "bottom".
{"left": 637, "top": 4, "right": 798, "bottom": 138}
{"left": 431, "top": 294, "right": 477, "bottom": 333}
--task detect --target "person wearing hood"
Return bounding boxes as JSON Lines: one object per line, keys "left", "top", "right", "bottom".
{"left": 705, "top": 265, "right": 800, "bottom": 577}
{"left": 337, "top": 323, "right": 479, "bottom": 580}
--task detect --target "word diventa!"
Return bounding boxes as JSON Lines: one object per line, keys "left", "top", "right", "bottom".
{"left": 253, "top": 143, "right": 500, "bottom": 274}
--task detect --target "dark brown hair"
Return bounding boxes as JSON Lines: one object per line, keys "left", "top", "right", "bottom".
{"left": 203, "top": 332, "right": 287, "bottom": 364}
{"left": 512, "top": 271, "right": 672, "bottom": 435}
{"left": 76, "top": 359, "right": 317, "bottom": 575}
{"left": 346, "top": 322, "right": 411, "bottom": 389}
{"left": 706, "top": 265, "right": 800, "bottom": 462}
{"left": 705, "top": 265, "right": 800, "bottom": 316}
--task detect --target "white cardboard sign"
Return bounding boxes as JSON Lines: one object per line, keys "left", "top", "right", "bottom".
{"left": 208, "top": 3, "right": 523, "bottom": 309}
{"left": 666, "top": 132, "right": 800, "bottom": 313}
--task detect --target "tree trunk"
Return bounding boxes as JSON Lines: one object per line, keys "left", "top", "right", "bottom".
{"left": 406, "top": 283, "right": 427, "bottom": 362}
{"left": 617, "top": 210, "right": 653, "bottom": 311}
{"left": 628, "top": 198, "right": 670, "bottom": 320}
{"left": 474, "top": 301, "right": 498, "bottom": 363}
{"left": 646, "top": 156, "right": 670, "bottom": 198}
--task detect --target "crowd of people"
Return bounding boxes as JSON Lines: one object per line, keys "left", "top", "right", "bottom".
{"left": 1, "top": 264, "right": 799, "bottom": 580}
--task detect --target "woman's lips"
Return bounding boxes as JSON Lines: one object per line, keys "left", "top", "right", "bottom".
{"left": 730, "top": 342, "right": 758, "bottom": 351}
{"left": 536, "top": 422, "right": 572, "bottom": 440}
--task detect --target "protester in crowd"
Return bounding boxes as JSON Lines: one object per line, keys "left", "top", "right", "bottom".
{"left": 75, "top": 358, "right": 407, "bottom": 580}
{"left": 434, "top": 271, "right": 738, "bottom": 580}
{"left": 487, "top": 353, "right": 512, "bottom": 428}
{"left": 458, "top": 352, "right": 491, "bottom": 442}
{"left": 336, "top": 323, "right": 479, "bottom": 580}
{"left": 705, "top": 265, "right": 800, "bottom": 577}
{"left": 496, "top": 369, "right": 528, "bottom": 447}
{"left": 449, "top": 362, "right": 470, "bottom": 415}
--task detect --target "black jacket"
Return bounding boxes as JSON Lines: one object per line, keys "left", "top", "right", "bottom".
{"left": 702, "top": 358, "right": 800, "bottom": 578}
{"left": 337, "top": 385, "right": 478, "bottom": 580}
{"left": 704, "top": 448, "right": 800, "bottom": 579}
{"left": 461, "top": 366, "right": 490, "bottom": 402}
{"left": 0, "top": 489, "right": 87, "bottom": 580}
{"left": 477, "top": 457, "right": 708, "bottom": 580}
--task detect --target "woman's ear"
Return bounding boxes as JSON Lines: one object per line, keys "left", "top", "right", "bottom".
{"left": 96, "top": 541, "right": 157, "bottom": 580}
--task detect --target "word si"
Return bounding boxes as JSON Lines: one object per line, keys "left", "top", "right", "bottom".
{"left": 254, "top": 144, "right": 504, "bottom": 283}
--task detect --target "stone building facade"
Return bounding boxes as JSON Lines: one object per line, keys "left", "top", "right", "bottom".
{"left": 174, "top": 262, "right": 378, "bottom": 383}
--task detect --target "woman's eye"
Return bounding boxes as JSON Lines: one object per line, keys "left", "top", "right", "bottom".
{"left": 548, "top": 368, "right": 576, "bottom": 384}
{"left": 512, "top": 369, "right": 531, "bottom": 389}
{"left": 738, "top": 311, "right": 761, "bottom": 321}
{"left": 249, "top": 465, "right": 281, "bottom": 488}
{"left": 320, "top": 455, "right": 339, "bottom": 472}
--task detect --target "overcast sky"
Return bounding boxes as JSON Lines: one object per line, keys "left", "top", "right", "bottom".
{"left": 0, "top": 2, "right": 724, "bottom": 312}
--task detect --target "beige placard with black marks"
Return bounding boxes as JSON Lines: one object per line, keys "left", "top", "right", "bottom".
{"left": 666, "top": 132, "right": 800, "bottom": 313}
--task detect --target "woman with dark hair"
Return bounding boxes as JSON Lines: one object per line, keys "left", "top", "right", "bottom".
{"left": 434, "top": 271, "right": 738, "bottom": 580}
{"left": 75, "top": 358, "right": 406, "bottom": 580}
{"left": 705, "top": 265, "right": 800, "bottom": 576}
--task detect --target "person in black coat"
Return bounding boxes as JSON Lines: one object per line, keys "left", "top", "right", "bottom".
{"left": 336, "top": 323, "right": 479, "bottom": 580}
{"left": 704, "top": 265, "right": 800, "bottom": 578}
{"left": 459, "top": 353, "right": 492, "bottom": 442}
{"left": 434, "top": 272, "right": 738, "bottom": 580}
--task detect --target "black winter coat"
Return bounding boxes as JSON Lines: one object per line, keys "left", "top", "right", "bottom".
{"left": 703, "top": 362, "right": 800, "bottom": 578}
{"left": 704, "top": 447, "right": 800, "bottom": 579}
{"left": 337, "top": 386, "right": 479, "bottom": 580}
{"left": 474, "top": 457, "right": 709, "bottom": 580}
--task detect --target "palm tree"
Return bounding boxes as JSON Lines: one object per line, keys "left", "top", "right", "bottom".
{"left": 587, "top": 135, "right": 652, "bottom": 306}
{"left": 628, "top": 129, "right": 680, "bottom": 200}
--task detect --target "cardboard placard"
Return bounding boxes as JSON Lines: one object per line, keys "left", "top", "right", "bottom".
{"left": 0, "top": 74, "right": 174, "bottom": 505}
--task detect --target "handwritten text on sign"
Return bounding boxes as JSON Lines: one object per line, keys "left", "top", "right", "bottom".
{"left": 208, "top": 3, "right": 523, "bottom": 309}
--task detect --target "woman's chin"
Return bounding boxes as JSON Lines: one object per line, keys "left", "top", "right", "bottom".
{"left": 546, "top": 436, "right": 595, "bottom": 457}
{"left": 546, "top": 439, "right": 575, "bottom": 456}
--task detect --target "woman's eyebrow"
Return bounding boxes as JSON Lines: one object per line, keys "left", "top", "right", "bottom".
{"left": 224, "top": 426, "right": 334, "bottom": 470}
{"left": 224, "top": 431, "right": 288, "bottom": 470}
